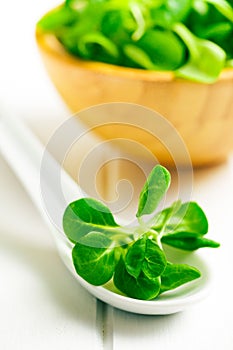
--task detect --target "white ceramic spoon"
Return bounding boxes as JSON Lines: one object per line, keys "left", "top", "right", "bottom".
{"left": 0, "top": 114, "right": 212, "bottom": 315}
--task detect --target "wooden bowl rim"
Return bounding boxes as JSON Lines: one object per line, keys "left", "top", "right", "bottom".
{"left": 36, "top": 29, "right": 233, "bottom": 83}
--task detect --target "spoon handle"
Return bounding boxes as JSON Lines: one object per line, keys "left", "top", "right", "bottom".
{"left": 0, "top": 112, "right": 84, "bottom": 230}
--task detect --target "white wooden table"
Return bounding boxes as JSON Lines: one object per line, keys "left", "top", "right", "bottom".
{"left": 1, "top": 2, "right": 233, "bottom": 349}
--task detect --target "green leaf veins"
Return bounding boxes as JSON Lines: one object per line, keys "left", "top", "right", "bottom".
{"left": 37, "top": 0, "right": 233, "bottom": 82}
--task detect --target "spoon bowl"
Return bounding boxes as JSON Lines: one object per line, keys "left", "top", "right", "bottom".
{"left": 0, "top": 114, "right": 212, "bottom": 315}
{"left": 57, "top": 235, "right": 211, "bottom": 314}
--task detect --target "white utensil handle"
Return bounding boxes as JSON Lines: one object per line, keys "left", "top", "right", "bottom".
{"left": 0, "top": 113, "right": 84, "bottom": 231}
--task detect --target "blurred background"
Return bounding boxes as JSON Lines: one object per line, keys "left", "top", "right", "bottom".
{"left": 0, "top": 1, "right": 64, "bottom": 120}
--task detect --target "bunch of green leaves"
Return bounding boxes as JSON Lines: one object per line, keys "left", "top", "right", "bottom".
{"left": 63, "top": 165, "right": 219, "bottom": 300}
{"left": 37, "top": 0, "right": 233, "bottom": 83}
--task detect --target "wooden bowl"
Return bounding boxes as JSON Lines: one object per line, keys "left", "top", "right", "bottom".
{"left": 36, "top": 30, "right": 233, "bottom": 167}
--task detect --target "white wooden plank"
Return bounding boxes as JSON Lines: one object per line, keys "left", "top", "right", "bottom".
{"left": 0, "top": 157, "right": 102, "bottom": 350}
{"left": 110, "top": 300, "right": 232, "bottom": 350}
